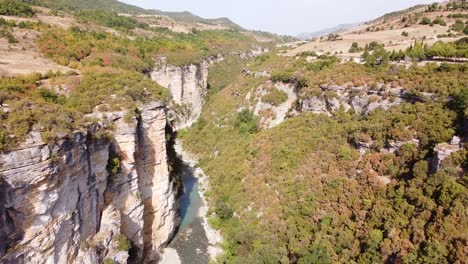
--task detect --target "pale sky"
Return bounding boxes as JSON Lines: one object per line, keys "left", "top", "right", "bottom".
{"left": 121, "top": 0, "right": 441, "bottom": 35}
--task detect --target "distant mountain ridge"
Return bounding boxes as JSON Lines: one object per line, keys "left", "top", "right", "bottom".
{"left": 28, "top": 0, "right": 244, "bottom": 30}
{"left": 297, "top": 23, "right": 360, "bottom": 40}
{"left": 27, "top": 0, "right": 150, "bottom": 14}
{"left": 151, "top": 10, "right": 244, "bottom": 30}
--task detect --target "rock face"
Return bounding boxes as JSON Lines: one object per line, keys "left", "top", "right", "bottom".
{"left": 431, "top": 136, "right": 463, "bottom": 173}
{"left": 252, "top": 82, "right": 298, "bottom": 128}
{"left": 151, "top": 48, "right": 268, "bottom": 130}
{"left": 0, "top": 129, "right": 110, "bottom": 264}
{"left": 150, "top": 55, "right": 224, "bottom": 130}
{"left": 297, "top": 84, "right": 412, "bottom": 115}
{"left": 232, "top": 47, "right": 269, "bottom": 59}
{"left": 0, "top": 103, "right": 179, "bottom": 263}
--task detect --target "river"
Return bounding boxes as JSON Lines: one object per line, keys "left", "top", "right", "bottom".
{"left": 159, "top": 141, "right": 222, "bottom": 264}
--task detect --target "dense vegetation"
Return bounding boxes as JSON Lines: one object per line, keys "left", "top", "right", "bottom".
{"left": 24, "top": 0, "right": 150, "bottom": 14}
{"left": 362, "top": 39, "right": 468, "bottom": 66}
{"left": 0, "top": 0, "right": 36, "bottom": 17}
{"left": 182, "top": 49, "right": 468, "bottom": 263}
{"left": 74, "top": 10, "right": 148, "bottom": 30}
{"left": 36, "top": 26, "right": 258, "bottom": 67}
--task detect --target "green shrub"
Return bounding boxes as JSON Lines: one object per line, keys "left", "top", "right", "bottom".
{"left": 208, "top": 216, "right": 222, "bottom": 230}
{"left": 234, "top": 109, "right": 258, "bottom": 134}
{"left": 0, "top": 28, "right": 17, "bottom": 44}
{"left": 337, "top": 146, "right": 354, "bottom": 161}
{"left": 215, "top": 202, "right": 233, "bottom": 220}
{"left": 262, "top": 88, "right": 288, "bottom": 106}
{"left": 297, "top": 51, "right": 318, "bottom": 57}
{"left": 432, "top": 16, "right": 447, "bottom": 26}
{"left": 107, "top": 156, "right": 121, "bottom": 176}
{"left": 271, "top": 71, "right": 294, "bottom": 83}
{"left": 349, "top": 42, "right": 363, "bottom": 53}
{"left": 306, "top": 56, "right": 340, "bottom": 71}
{"left": 450, "top": 20, "right": 465, "bottom": 32}
{"left": 114, "top": 234, "right": 132, "bottom": 252}
{"left": 421, "top": 17, "right": 432, "bottom": 25}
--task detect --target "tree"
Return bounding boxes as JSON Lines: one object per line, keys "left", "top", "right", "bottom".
{"left": 427, "top": 3, "right": 439, "bottom": 12}
{"left": 349, "top": 42, "right": 363, "bottom": 53}
{"left": 432, "top": 16, "right": 446, "bottom": 26}
{"left": 407, "top": 41, "right": 427, "bottom": 61}
{"left": 421, "top": 17, "right": 432, "bottom": 25}
{"left": 363, "top": 43, "right": 389, "bottom": 67}
{"left": 235, "top": 109, "right": 258, "bottom": 134}
{"left": 450, "top": 20, "right": 465, "bottom": 32}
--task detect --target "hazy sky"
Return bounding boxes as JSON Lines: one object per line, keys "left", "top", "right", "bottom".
{"left": 121, "top": 0, "right": 440, "bottom": 35}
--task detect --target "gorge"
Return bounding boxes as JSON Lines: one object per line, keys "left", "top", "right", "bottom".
{"left": 0, "top": 54, "right": 227, "bottom": 263}
{"left": 0, "top": 0, "right": 467, "bottom": 263}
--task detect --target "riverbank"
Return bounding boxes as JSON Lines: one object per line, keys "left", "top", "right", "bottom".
{"left": 159, "top": 140, "right": 223, "bottom": 263}
{"left": 174, "top": 140, "right": 224, "bottom": 259}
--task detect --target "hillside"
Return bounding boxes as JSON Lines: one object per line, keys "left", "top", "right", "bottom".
{"left": 297, "top": 23, "right": 359, "bottom": 40}
{"left": 26, "top": 0, "right": 150, "bottom": 13}
{"left": 151, "top": 10, "right": 244, "bottom": 30}
{"left": 26, "top": 0, "right": 245, "bottom": 30}
{"left": 288, "top": 1, "right": 468, "bottom": 59}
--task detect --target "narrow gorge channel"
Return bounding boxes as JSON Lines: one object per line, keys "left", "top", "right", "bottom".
{"left": 161, "top": 141, "right": 222, "bottom": 264}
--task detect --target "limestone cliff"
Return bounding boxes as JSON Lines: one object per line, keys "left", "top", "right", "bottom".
{"left": 295, "top": 84, "right": 430, "bottom": 116}
{"left": 151, "top": 48, "right": 269, "bottom": 130}
{"left": 150, "top": 55, "right": 224, "bottom": 130}
{"left": 251, "top": 81, "right": 298, "bottom": 128}
{"left": 0, "top": 103, "right": 179, "bottom": 264}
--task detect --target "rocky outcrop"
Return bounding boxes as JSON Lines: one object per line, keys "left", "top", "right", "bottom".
{"left": 296, "top": 84, "right": 419, "bottom": 116}
{"left": 151, "top": 48, "right": 269, "bottom": 130}
{"left": 431, "top": 136, "right": 463, "bottom": 173}
{"left": 231, "top": 47, "right": 270, "bottom": 59}
{"left": 150, "top": 55, "right": 224, "bottom": 130}
{"left": 0, "top": 103, "right": 179, "bottom": 263}
{"left": 252, "top": 81, "right": 298, "bottom": 128}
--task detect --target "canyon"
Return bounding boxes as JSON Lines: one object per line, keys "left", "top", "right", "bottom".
{"left": 1, "top": 54, "right": 464, "bottom": 264}
{"left": 150, "top": 55, "right": 224, "bottom": 130}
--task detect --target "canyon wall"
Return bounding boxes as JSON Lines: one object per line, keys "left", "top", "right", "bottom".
{"left": 150, "top": 55, "right": 224, "bottom": 130}
{"left": 296, "top": 84, "right": 412, "bottom": 116}
{"left": 151, "top": 48, "right": 269, "bottom": 130}
{"left": 247, "top": 79, "right": 421, "bottom": 129}
{"left": 0, "top": 103, "right": 179, "bottom": 264}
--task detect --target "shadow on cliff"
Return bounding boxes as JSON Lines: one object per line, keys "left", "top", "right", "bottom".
{"left": 0, "top": 177, "right": 23, "bottom": 263}
{"left": 164, "top": 123, "right": 192, "bottom": 245}
{"left": 135, "top": 118, "right": 158, "bottom": 263}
